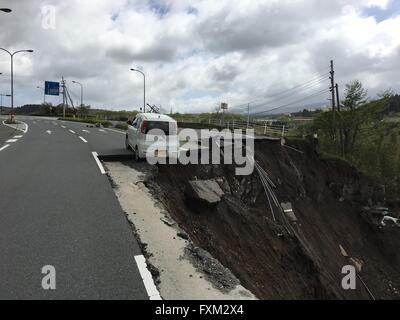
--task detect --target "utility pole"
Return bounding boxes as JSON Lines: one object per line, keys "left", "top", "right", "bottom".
{"left": 329, "top": 60, "right": 336, "bottom": 141}
{"left": 62, "top": 77, "right": 66, "bottom": 118}
{"left": 335, "top": 83, "right": 344, "bottom": 156}
{"left": 247, "top": 103, "right": 250, "bottom": 129}
{"left": 335, "top": 83, "right": 340, "bottom": 111}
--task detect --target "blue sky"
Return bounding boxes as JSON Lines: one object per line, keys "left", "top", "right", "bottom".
{"left": 363, "top": 0, "right": 400, "bottom": 22}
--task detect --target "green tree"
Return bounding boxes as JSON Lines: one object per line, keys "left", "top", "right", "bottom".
{"left": 342, "top": 80, "right": 368, "bottom": 110}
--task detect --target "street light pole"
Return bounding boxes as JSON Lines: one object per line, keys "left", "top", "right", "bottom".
{"left": 130, "top": 68, "right": 146, "bottom": 112}
{"left": 72, "top": 80, "right": 83, "bottom": 107}
{"left": 0, "top": 48, "right": 34, "bottom": 119}
{"left": 37, "top": 86, "right": 45, "bottom": 104}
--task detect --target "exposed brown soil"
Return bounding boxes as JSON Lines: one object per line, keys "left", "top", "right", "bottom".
{"left": 151, "top": 138, "right": 400, "bottom": 299}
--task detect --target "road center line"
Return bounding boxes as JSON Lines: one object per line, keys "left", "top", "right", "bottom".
{"left": 14, "top": 135, "right": 23, "bottom": 138}
{"left": 79, "top": 136, "right": 88, "bottom": 143}
{"left": 6, "top": 139, "right": 18, "bottom": 143}
{"left": 91, "top": 152, "right": 106, "bottom": 174}
{"left": 134, "top": 255, "right": 162, "bottom": 300}
{"left": 61, "top": 125, "right": 66, "bottom": 128}
{"left": 69, "top": 129, "right": 75, "bottom": 134}
{"left": 0, "top": 144, "right": 10, "bottom": 152}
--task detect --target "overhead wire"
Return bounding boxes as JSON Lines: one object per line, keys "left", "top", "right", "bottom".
{"left": 229, "top": 73, "right": 330, "bottom": 112}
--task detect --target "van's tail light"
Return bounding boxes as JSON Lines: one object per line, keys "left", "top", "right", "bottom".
{"left": 140, "top": 120, "right": 148, "bottom": 133}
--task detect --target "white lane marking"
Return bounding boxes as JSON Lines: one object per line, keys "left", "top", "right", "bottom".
{"left": 33, "top": 121, "right": 37, "bottom": 124}
{"left": 21, "top": 120, "right": 28, "bottom": 133}
{"left": 6, "top": 139, "right": 18, "bottom": 143}
{"left": 105, "top": 128, "right": 125, "bottom": 135}
{"left": 69, "top": 129, "right": 75, "bottom": 134}
{"left": 91, "top": 152, "right": 106, "bottom": 174}
{"left": 134, "top": 255, "right": 162, "bottom": 300}
{"left": 14, "top": 135, "right": 23, "bottom": 138}
{"left": 2, "top": 119, "right": 28, "bottom": 133}
{"left": 0, "top": 144, "right": 10, "bottom": 152}
{"left": 82, "top": 129, "right": 90, "bottom": 133}
{"left": 99, "top": 129, "right": 106, "bottom": 132}
{"left": 79, "top": 136, "right": 88, "bottom": 143}
{"left": 61, "top": 125, "right": 66, "bottom": 129}
{"left": 46, "top": 130, "right": 52, "bottom": 135}
{"left": 53, "top": 122, "right": 58, "bottom": 126}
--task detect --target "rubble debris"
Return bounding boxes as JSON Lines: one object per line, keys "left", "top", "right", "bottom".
{"left": 380, "top": 216, "right": 400, "bottom": 227}
{"left": 177, "top": 231, "right": 189, "bottom": 240}
{"left": 339, "top": 244, "right": 349, "bottom": 257}
{"left": 349, "top": 257, "right": 364, "bottom": 272}
{"left": 160, "top": 216, "right": 175, "bottom": 227}
{"left": 154, "top": 139, "right": 400, "bottom": 299}
{"left": 361, "top": 206, "right": 392, "bottom": 226}
{"left": 281, "top": 202, "right": 298, "bottom": 222}
{"left": 185, "top": 179, "right": 224, "bottom": 209}
{"left": 185, "top": 244, "right": 240, "bottom": 291}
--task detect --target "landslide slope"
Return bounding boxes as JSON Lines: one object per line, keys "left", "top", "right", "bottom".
{"left": 154, "top": 139, "right": 400, "bottom": 299}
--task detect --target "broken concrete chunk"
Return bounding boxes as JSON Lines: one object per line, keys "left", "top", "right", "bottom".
{"left": 339, "top": 244, "right": 349, "bottom": 257}
{"left": 380, "top": 216, "right": 400, "bottom": 227}
{"left": 349, "top": 257, "right": 364, "bottom": 272}
{"left": 160, "top": 216, "right": 175, "bottom": 227}
{"left": 185, "top": 179, "right": 225, "bottom": 208}
{"left": 281, "top": 202, "right": 298, "bottom": 222}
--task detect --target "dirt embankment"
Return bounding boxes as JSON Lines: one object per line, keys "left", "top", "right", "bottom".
{"left": 149, "top": 138, "right": 400, "bottom": 299}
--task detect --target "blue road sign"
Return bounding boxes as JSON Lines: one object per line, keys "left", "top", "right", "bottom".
{"left": 44, "top": 81, "right": 60, "bottom": 96}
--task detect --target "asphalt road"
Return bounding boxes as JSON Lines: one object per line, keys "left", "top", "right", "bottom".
{"left": 0, "top": 117, "right": 148, "bottom": 299}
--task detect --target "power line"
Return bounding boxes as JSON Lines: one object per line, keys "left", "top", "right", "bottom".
{"left": 250, "top": 88, "right": 330, "bottom": 116}
{"left": 231, "top": 76, "right": 330, "bottom": 114}
{"left": 230, "top": 73, "right": 330, "bottom": 112}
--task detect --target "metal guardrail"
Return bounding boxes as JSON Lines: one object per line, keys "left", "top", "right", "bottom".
{"left": 178, "top": 118, "right": 291, "bottom": 137}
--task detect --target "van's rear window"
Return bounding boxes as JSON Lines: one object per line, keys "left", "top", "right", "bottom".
{"left": 145, "top": 121, "right": 176, "bottom": 135}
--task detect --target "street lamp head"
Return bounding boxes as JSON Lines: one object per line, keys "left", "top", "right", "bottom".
{"left": 130, "top": 68, "right": 136, "bottom": 71}
{"left": 0, "top": 8, "right": 12, "bottom": 13}
{"left": 26, "top": 50, "right": 34, "bottom": 52}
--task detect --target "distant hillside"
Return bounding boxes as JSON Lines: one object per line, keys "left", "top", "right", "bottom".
{"left": 0, "top": 104, "right": 42, "bottom": 115}
{"left": 14, "top": 104, "right": 42, "bottom": 114}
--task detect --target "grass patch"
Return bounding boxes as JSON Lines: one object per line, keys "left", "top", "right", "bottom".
{"left": 115, "top": 123, "right": 128, "bottom": 130}
{"left": 4, "top": 119, "right": 17, "bottom": 125}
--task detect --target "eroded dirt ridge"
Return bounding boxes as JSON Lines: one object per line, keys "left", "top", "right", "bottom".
{"left": 151, "top": 138, "right": 400, "bottom": 299}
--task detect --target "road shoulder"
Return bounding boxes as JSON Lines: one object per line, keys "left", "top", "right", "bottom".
{"left": 105, "top": 161, "right": 256, "bottom": 300}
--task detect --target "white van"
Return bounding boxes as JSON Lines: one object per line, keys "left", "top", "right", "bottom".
{"left": 125, "top": 113, "right": 179, "bottom": 160}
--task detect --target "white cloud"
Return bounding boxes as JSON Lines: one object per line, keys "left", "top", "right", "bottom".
{"left": 0, "top": 0, "right": 399, "bottom": 114}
